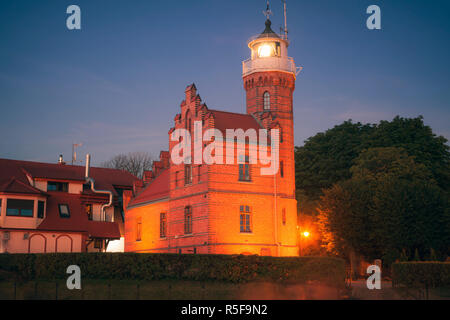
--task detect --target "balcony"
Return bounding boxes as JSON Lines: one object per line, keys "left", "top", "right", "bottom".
{"left": 242, "top": 56, "right": 300, "bottom": 77}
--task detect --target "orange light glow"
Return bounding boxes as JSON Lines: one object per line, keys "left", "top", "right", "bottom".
{"left": 302, "top": 231, "right": 310, "bottom": 238}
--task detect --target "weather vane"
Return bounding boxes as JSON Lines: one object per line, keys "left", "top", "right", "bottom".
{"left": 263, "top": 0, "right": 272, "bottom": 20}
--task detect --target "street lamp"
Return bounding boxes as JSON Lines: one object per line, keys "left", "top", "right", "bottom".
{"left": 298, "top": 228, "right": 310, "bottom": 256}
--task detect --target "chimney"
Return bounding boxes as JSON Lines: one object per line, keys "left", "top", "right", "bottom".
{"left": 58, "top": 154, "right": 66, "bottom": 165}
{"left": 85, "top": 154, "right": 91, "bottom": 178}
{"left": 133, "top": 180, "right": 144, "bottom": 195}
{"left": 143, "top": 170, "right": 154, "bottom": 185}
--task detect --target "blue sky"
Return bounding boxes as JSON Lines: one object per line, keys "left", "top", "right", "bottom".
{"left": 0, "top": 0, "right": 449, "bottom": 165}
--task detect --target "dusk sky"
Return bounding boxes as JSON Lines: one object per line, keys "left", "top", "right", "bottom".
{"left": 1, "top": 0, "right": 449, "bottom": 165}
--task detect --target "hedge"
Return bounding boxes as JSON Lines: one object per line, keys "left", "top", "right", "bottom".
{"left": 392, "top": 262, "right": 450, "bottom": 288}
{"left": 0, "top": 253, "right": 345, "bottom": 287}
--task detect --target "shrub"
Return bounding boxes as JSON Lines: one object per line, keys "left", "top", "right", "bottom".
{"left": 0, "top": 253, "right": 345, "bottom": 287}
{"left": 392, "top": 262, "right": 450, "bottom": 288}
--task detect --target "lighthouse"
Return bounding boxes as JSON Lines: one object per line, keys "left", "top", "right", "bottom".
{"left": 242, "top": 8, "right": 299, "bottom": 208}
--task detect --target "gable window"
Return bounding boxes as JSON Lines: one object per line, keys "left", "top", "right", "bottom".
{"left": 239, "top": 155, "right": 251, "bottom": 181}
{"left": 85, "top": 204, "right": 93, "bottom": 221}
{"left": 6, "top": 199, "right": 34, "bottom": 217}
{"left": 240, "top": 205, "right": 252, "bottom": 233}
{"left": 58, "top": 204, "right": 70, "bottom": 218}
{"left": 47, "top": 181, "right": 68, "bottom": 192}
{"left": 160, "top": 212, "right": 167, "bottom": 238}
{"left": 37, "top": 201, "right": 45, "bottom": 219}
{"left": 184, "top": 206, "right": 192, "bottom": 234}
{"left": 136, "top": 217, "right": 142, "bottom": 241}
{"left": 263, "top": 91, "right": 270, "bottom": 110}
{"left": 184, "top": 165, "right": 192, "bottom": 185}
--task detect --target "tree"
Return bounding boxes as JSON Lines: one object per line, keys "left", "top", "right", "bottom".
{"left": 295, "top": 116, "right": 450, "bottom": 204}
{"left": 101, "top": 152, "right": 153, "bottom": 179}
{"left": 317, "top": 147, "right": 450, "bottom": 264}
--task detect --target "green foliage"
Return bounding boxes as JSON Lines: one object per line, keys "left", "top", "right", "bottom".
{"left": 295, "top": 116, "right": 450, "bottom": 202}
{"left": 317, "top": 146, "right": 450, "bottom": 262}
{"left": 0, "top": 253, "right": 346, "bottom": 288}
{"left": 392, "top": 262, "right": 450, "bottom": 288}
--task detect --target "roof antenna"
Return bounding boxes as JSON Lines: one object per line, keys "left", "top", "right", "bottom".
{"left": 263, "top": 0, "right": 272, "bottom": 20}
{"left": 280, "top": 0, "right": 288, "bottom": 39}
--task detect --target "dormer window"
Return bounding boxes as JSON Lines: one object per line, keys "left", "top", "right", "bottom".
{"left": 263, "top": 91, "right": 270, "bottom": 110}
{"left": 58, "top": 204, "right": 70, "bottom": 218}
{"left": 48, "top": 181, "right": 68, "bottom": 192}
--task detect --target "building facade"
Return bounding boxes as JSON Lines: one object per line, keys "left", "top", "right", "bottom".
{"left": 0, "top": 158, "right": 138, "bottom": 253}
{"left": 124, "top": 18, "right": 300, "bottom": 256}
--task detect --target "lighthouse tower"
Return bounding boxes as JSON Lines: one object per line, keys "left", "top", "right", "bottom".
{"left": 242, "top": 13, "right": 299, "bottom": 202}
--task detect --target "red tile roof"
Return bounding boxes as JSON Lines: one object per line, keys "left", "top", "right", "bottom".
{"left": 209, "top": 109, "right": 262, "bottom": 133}
{"left": 0, "top": 177, "right": 46, "bottom": 195}
{"left": 0, "top": 158, "right": 139, "bottom": 196}
{"left": 128, "top": 169, "right": 170, "bottom": 207}
{"left": 0, "top": 158, "right": 137, "bottom": 238}
{"left": 37, "top": 192, "right": 120, "bottom": 238}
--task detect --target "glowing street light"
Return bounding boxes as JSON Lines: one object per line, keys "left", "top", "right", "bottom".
{"left": 302, "top": 231, "right": 310, "bottom": 238}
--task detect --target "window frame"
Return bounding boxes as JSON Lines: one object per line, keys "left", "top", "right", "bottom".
{"left": 263, "top": 91, "right": 270, "bottom": 110}
{"left": 47, "top": 181, "right": 69, "bottom": 192}
{"left": 240, "top": 205, "right": 252, "bottom": 233}
{"left": 85, "top": 203, "right": 93, "bottom": 221}
{"left": 136, "top": 217, "right": 142, "bottom": 241}
{"left": 184, "top": 165, "right": 193, "bottom": 185}
{"left": 160, "top": 212, "right": 167, "bottom": 238}
{"left": 37, "top": 200, "right": 45, "bottom": 219}
{"left": 184, "top": 206, "right": 193, "bottom": 235}
{"left": 238, "top": 155, "right": 251, "bottom": 182}
{"left": 58, "top": 204, "right": 70, "bottom": 218}
{"left": 6, "top": 199, "right": 34, "bottom": 217}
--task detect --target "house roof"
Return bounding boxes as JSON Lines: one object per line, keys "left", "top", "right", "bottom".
{"left": 0, "top": 158, "right": 139, "bottom": 196}
{"left": 37, "top": 192, "right": 120, "bottom": 238}
{"left": 0, "top": 158, "right": 137, "bottom": 238}
{"left": 128, "top": 169, "right": 170, "bottom": 207}
{"left": 0, "top": 177, "right": 46, "bottom": 195}
{"left": 209, "top": 109, "right": 262, "bottom": 134}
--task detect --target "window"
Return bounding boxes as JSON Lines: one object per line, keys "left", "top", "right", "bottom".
{"left": 282, "top": 208, "right": 286, "bottom": 225}
{"left": 58, "top": 204, "right": 70, "bottom": 218}
{"left": 85, "top": 204, "right": 93, "bottom": 221}
{"left": 160, "top": 212, "right": 167, "bottom": 238}
{"left": 136, "top": 217, "right": 142, "bottom": 241}
{"left": 83, "top": 183, "right": 91, "bottom": 191}
{"left": 280, "top": 161, "right": 284, "bottom": 178}
{"left": 37, "top": 201, "right": 45, "bottom": 219}
{"left": 47, "top": 181, "right": 68, "bottom": 192}
{"left": 239, "top": 155, "right": 251, "bottom": 181}
{"left": 184, "top": 165, "right": 192, "bottom": 185}
{"left": 184, "top": 206, "right": 192, "bottom": 234}
{"left": 240, "top": 205, "right": 252, "bottom": 233}
{"left": 263, "top": 91, "right": 270, "bottom": 110}
{"left": 6, "top": 199, "right": 34, "bottom": 217}
{"left": 94, "top": 239, "right": 103, "bottom": 249}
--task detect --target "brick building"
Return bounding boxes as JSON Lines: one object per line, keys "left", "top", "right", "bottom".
{"left": 124, "top": 18, "right": 300, "bottom": 256}
{"left": 0, "top": 157, "right": 139, "bottom": 253}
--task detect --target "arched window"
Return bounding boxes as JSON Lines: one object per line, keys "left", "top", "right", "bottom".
{"left": 263, "top": 91, "right": 270, "bottom": 110}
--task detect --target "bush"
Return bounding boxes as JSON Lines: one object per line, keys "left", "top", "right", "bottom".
{"left": 392, "top": 262, "right": 450, "bottom": 288}
{"left": 0, "top": 253, "right": 345, "bottom": 287}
